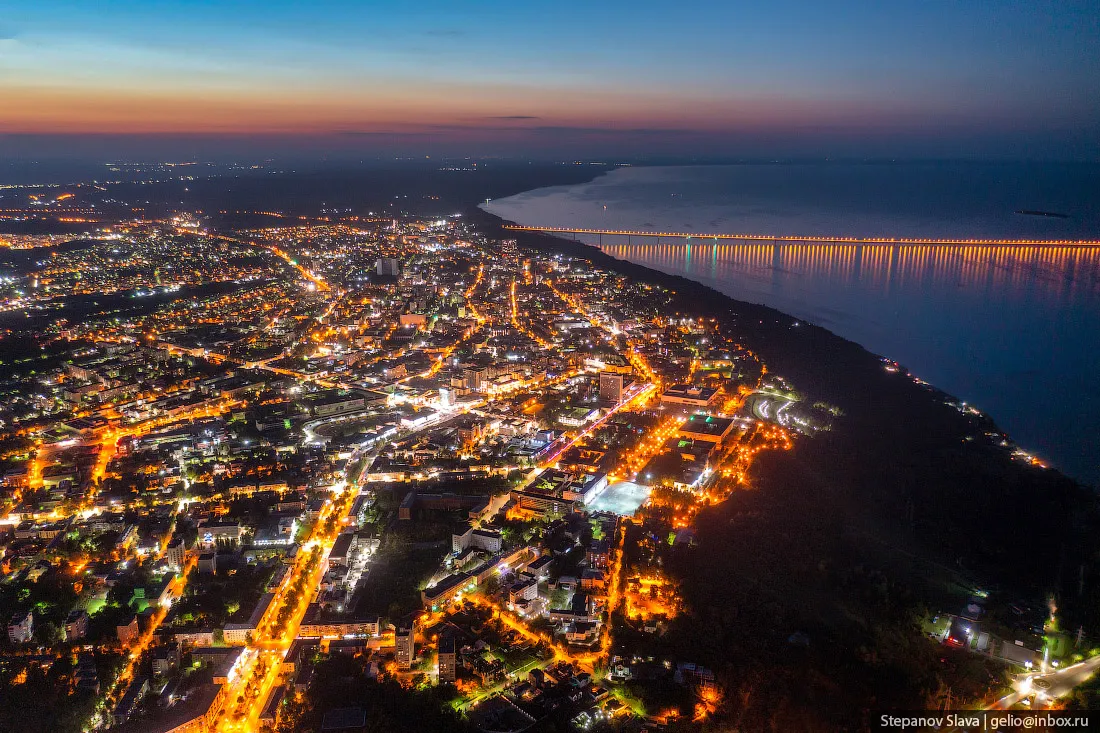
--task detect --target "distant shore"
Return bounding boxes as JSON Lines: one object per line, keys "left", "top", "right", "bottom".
{"left": 473, "top": 163, "right": 1100, "bottom": 487}
{"left": 471, "top": 204, "right": 1089, "bottom": 490}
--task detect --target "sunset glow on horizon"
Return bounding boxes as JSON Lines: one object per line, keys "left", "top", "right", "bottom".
{"left": 2, "top": 0, "right": 1098, "bottom": 158}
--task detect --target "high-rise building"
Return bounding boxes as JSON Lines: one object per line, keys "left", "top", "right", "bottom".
{"left": 599, "top": 371, "right": 625, "bottom": 404}
{"left": 463, "top": 366, "right": 486, "bottom": 391}
{"left": 64, "top": 609, "right": 89, "bottom": 641}
{"left": 396, "top": 623, "right": 415, "bottom": 670}
{"left": 198, "top": 550, "right": 218, "bottom": 575}
{"left": 166, "top": 537, "right": 186, "bottom": 571}
{"left": 376, "top": 258, "right": 401, "bottom": 277}
{"left": 8, "top": 611, "right": 32, "bottom": 644}
{"left": 437, "top": 634, "right": 456, "bottom": 683}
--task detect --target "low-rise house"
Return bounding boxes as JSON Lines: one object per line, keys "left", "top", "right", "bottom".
{"left": 117, "top": 615, "right": 140, "bottom": 646}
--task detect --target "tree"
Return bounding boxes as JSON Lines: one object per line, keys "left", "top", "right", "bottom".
{"left": 482, "top": 574, "right": 501, "bottom": 597}
{"left": 549, "top": 587, "right": 570, "bottom": 608}
{"left": 35, "top": 621, "right": 61, "bottom": 646}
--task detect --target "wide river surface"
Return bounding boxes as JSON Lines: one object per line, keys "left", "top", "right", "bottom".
{"left": 483, "top": 163, "right": 1100, "bottom": 486}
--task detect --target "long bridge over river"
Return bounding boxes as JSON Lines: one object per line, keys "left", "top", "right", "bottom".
{"left": 502, "top": 224, "right": 1100, "bottom": 248}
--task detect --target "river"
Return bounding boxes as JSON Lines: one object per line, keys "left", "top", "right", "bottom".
{"left": 483, "top": 162, "right": 1100, "bottom": 486}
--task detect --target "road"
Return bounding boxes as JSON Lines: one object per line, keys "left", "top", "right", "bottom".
{"left": 216, "top": 448, "right": 369, "bottom": 732}
{"left": 435, "top": 279, "right": 658, "bottom": 684}
{"left": 214, "top": 410, "right": 465, "bottom": 731}
{"left": 98, "top": 512, "right": 199, "bottom": 728}
{"left": 537, "top": 382, "right": 655, "bottom": 470}
{"left": 203, "top": 246, "right": 666, "bottom": 727}
{"left": 990, "top": 656, "right": 1100, "bottom": 709}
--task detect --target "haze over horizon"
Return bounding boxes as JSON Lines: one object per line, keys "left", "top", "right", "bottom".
{"left": 2, "top": 0, "right": 1098, "bottom": 162}
{"left": 5, "top": 4, "right": 1100, "bottom": 729}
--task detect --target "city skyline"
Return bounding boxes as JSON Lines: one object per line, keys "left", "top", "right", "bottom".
{"left": 3, "top": 4, "right": 1100, "bottom": 731}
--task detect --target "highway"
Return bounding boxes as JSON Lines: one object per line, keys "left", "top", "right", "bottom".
{"left": 185, "top": 228, "right": 331, "bottom": 292}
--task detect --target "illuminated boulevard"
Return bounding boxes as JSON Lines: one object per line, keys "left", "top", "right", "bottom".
{"left": 2, "top": 4, "right": 1098, "bottom": 730}
{"left": 215, "top": 473, "right": 357, "bottom": 732}
{"left": 2, "top": 213, "right": 1096, "bottom": 733}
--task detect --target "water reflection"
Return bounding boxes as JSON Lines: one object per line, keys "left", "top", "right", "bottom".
{"left": 593, "top": 239, "right": 1100, "bottom": 485}
{"left": 599, "top": 241, "right": 1100, "bottom": 303}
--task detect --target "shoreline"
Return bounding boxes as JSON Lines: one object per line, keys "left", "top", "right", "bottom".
{"left": 471, "top": 203, "right": 1100, "bottom": 716}
{"left": 472, "top": 204, "right": 1100, "bottom": 697}
{"left": 474, "top": 164, "right": 1100, "bottom": 487}
{"left": 470, "top": 205, "right": 1084, "bottom": 489}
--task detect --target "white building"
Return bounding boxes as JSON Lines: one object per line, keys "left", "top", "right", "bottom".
{"left": 8, "top": 611, "right": 32, "bottom": 644}
{"left": 223, "top": 592, "right": 275, "bottom": 645}
{"left": 165, "top": 538, "right": 186, "bottom": 571}
{"left": 452, "top": 526, "right": 503, "bottom": 554}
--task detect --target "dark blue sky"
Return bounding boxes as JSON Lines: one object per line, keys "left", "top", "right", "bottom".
{"left": 1, "top": 0, "right": 1098, "bottom": 160}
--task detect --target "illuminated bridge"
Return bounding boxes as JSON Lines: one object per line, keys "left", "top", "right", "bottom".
{"left": 502, "top": 224, "right": 1100, "bottom": 248}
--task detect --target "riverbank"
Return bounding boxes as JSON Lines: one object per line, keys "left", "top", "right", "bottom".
{"left": 478, "top": 203, "right": 1092, "bottom": 566}
{"left": 472, "top": 204, "right": 1100, "bottom": 725}
{"left": 471, "top": 205, "right": 1043, "bottom": 468}
{"left": 478, "top": 163, "right": 1100, "bottom": 486}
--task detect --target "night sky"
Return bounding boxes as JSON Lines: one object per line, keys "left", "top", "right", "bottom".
{"left": 2, "top": 0, "right": 1098, "bottom": 160}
